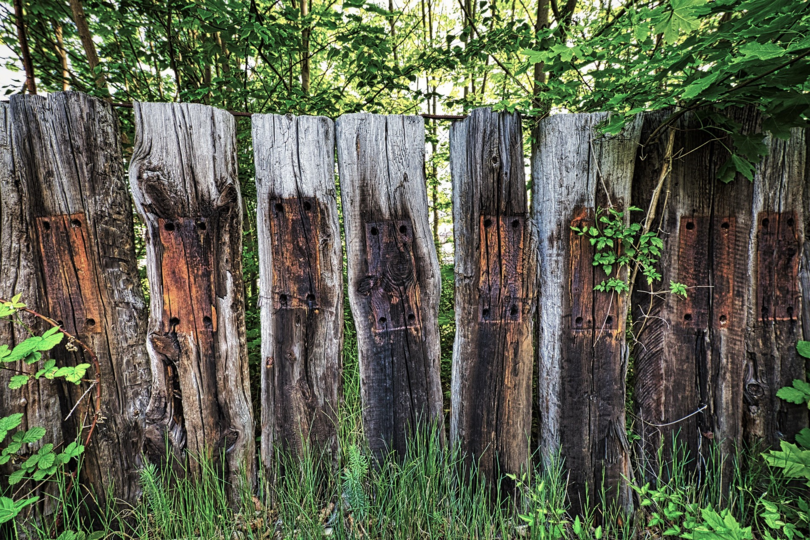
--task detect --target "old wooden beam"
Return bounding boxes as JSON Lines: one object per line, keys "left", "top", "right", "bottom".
{"left": 6, "top": 92, "right": 151, "bottom": 505}
{"left": 252, "top": 114, "right": 343, "bottom": 478}
{"left": 336, "top": 114, "right": 443, "bottom": 459}
{"left": 449, "top": 108, "right": 537, "bottom": 485}
{"left": 744, "top": 128, "right": 807, "bottom": 446}
{"left": 128, "top": 102, "right": 255, "bottom": 497}
{"left": 630, "top": 109, "right": 764, "bottom": 484}
{"left": 533, "top": 113, "right": 642, "bottom": 515}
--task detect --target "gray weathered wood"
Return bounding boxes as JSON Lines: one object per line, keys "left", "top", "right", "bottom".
{"left": 0, "top": 102, "right": 63, "bottom": 526}
{"left": 6, "top": 92, "right": 151, "bottom": 505}
{"left": 449, "top": 108, "right": 537, "bottom": 485}
{"left": 533, "top": 112, "right": 641, "bottom": 515}
{"left": 743, "top": 128, "right": 807, "bottom": 446}
{"left": 336, "top": 114, "right": 443, "bottom": 459}
{"left": 252, "top": 114, "right": 343, "bottom": 477}
{"left": 128, "top": 101, "right": 255, "bottom": 496}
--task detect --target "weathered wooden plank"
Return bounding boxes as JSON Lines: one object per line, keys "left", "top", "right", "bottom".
{"left": 336, "top": 114, "right": 443, "bottom": 459}
{"left": 744, "top": 128, "right": 807, "bottom": 447}
{"left": 631, "top": 109, "right": 764, "bottom": 483}
{"left": 252, "top": 114, "right": 342, "bottom": 479}
{"left": 449, "top": 108, "right": 537, "bottom": 485}
{"left": 7, "top": 92, "right": 151, "bottom": 506}
{"left": 533, "top": 113, "right": 642, "bottom": 515}
{"left": 128, "top": 101, "right": 254, "bottom": 497}
{"left": 0, "top": 103, "right": 64, "bottom": 526}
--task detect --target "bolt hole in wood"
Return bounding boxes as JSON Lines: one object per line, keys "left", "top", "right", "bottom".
{"left": 399, "top": 225, "right": 407, "bottom": 234}
{"left": 196, "top": 221, "right": 206, "bottom": 230}
{"left": 575, "top": 316, "right": 583, "bottom": 325}
{"left": 484, "top": 218, "right": 493, "bottom": 228}
{"left": 684, "top": 313, "right": 693, "bottom": 322}
{"left": 169, "top": 317, "right": 180, "bottom": 327}
{"left": 43, "top": 220, "right": 51, "bottom": 231}
{"left": 719, "top": 314, "right": 728, "bottom": 325}
{"left": 370, "top": 227, "right": 378, "bottom": 235}
{"left": 70, "top": 219, "right": 82, "bottom": 228}
{"left": 164, "top": 221, "right": 175, "bottom": 231}
{"left": 686, "top": 221, "right": 694, "bottom": 230}
{"left": 605, "top": 315, "right": 614, "bottom": 327}
{"left": 721, "top": 221, "right": 730, "bottom": 230}
{"left": 203, "top": 315, "right": 213, "bottom": 329}
{"left": 303, "top": 201, "right": 312, "bottom": 211}
{"left": 408, "top": 313, "right": 416, "bottom": 322}
{"left": 85, "top": 318, "right": 95, "bottom": 327}
{"left": 275, "top": 203, "right": 284, "bottom": 212}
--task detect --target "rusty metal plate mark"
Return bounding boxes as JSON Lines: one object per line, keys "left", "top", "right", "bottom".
{"left": 478, "top": 215, "right": 524, "bottom": 323}
{"left": 712, "top": 216, "right": 736, "bottom": 329}
{"left": 676, "top": 215, "right": 710, "bottom": 329}
{"left": 158, "top": 217, "right": 217, "bottom": 336}
{"left": 569, "top": 208, "right": 594, "bottom": 331}
{"left": 36, "top": 213, "right": 103, "bottom": 336}
{"left": 758, "top": 211, "right": 800, "bottom": 321}
{"left": 269, "top": 197, "right": 321, "bottom": 310}
{"left": 361, "top": 220, "right": 421, "bottom": 332}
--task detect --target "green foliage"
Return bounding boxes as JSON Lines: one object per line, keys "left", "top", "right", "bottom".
{"left": 341, "top": 444, "right": 369, "bottom": 520}
{"left": 571, "top": 206, "right": 685, "bottom": 296}
{"left": 507, "top": 456, "right": 569, "bottom": 540}
{"left": 0, "top": 296, "right": 86, "bottom": 526}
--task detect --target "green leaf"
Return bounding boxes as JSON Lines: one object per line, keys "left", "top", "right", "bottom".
{"left": 21, "top": 426, "right": 46, "bottom": 444}
{"left": 739, "top": 42, "right": 787, "bottom": 61}
{"left": 797, "top": 341, "right": 810, "bottom": 359}
{"left": 8, "top": 374, "right": 29, "bottom": 390}
{"left": 8, "top": 468, "right": 26, "bottom": 485}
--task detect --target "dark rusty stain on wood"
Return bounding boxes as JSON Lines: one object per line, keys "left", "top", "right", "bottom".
{"left": 270, "top": 197, "right": 321, "bottom": 311}
{"left": 712, "top": 216, "right": 737, "bottom": 329}
{"left": 361, "top": 220, "right": 421, "bottom": 332}
{"left": 478, "top": 215, "right": 524, "bottom": 323}
{"left": 158, "top": 217, "right": 216, "bottom": 338}
{"left": 758, "top": 211, "right": 800, "bottom": 321}
{"left": 569, "top": 208, "right": 595, "bottom": 331}
{"left": 36, "top": 213, "right": 103, "bottom": 336}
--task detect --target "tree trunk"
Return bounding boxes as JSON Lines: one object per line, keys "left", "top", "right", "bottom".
{"left": 743, "top": 128, "right": 807, "bottom": 447}
{"left": 68, "top": 0, "right": 108, "bottom": 96}
{"left": 128, "top": 102, "right": 255, "bottom": 499}
{"left": 54, "top": 23, "right": 69, "bottom": 91}
{"left": 12, "top": 0, "right": 36, "bottom": 94}
{"left": 301, "top": 0, "right": 311, "bottom": 94}
{"left": 7, "top": 92, "right": 151, "bottom": 506}
{"left": 252, "top": 114, "right": 343, "bottom": 479}
{"left": 449, "top": 108, "right": 538, "bottom": 486}
{"left": 533, "top": 112, "right": 641, "bottom": 516}
{"left": 336, "top": 114, "right": 443, "bottom": 459}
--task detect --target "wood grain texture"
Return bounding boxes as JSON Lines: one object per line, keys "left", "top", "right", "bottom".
{"left": 533, "top": 112, "right": 642, "bottom": 515}
{"left": 449, "top": 108, "right": 537, "bottom": 485}
{"left": 6, "top": 92, "right": 150, "bottom": 506}
{"left": 336, "top": 114, "right": 443, "bottom": 459}
{"left": 744, "top": 128, "right": 807, "bottom": 447}
{"left": 128, "top": 101, "right": 255, "bottom": 497}
{"left": 631, "top": 109, "right": 760, "bottom": 483}
{"left": 252, "top": 114, "right": 343, "bottom": 479}
{"left": 0, "top": 102, "right": 63, "bottom": 527}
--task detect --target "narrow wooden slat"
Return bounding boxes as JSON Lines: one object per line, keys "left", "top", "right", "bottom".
{"left": 336, "top": 114, "right": 443, "bottom": 459}
{"left": 533, "top": 112, "right": 642, "bottom": 515}
{"left": 449, "top": 108, "right": 537, "bottom": 485}
{"left": 744, "top": 128, "right": 807, "bottom": 447}
{"left": 6, "top": 92, "right": 151, "bottom": 505}
{"left": 128, "top": 101, "right": 255, "bottom": 498}
{"left": 252, "top": 114, "right": 343, "bottom": 479}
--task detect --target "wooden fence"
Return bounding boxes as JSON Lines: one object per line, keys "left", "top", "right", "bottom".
{"left": 0, "top": 91, "right": 807, "bottom": 515}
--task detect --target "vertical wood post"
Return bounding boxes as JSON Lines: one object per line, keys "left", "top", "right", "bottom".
{"left": 631, "top": 109, "right": 759, "bottom": 482}
{"left": 533, "top": 113, "right": 641, "bottom": 515}
{"left": 0, "top": 102, "right": 63, "bottom": 523}
{"left": 743, "top": 128, "right": 807, "bottom": 446}
{"left": 128, "top": 102, "right": 255, "bottom": 496}
{"left": 252, "top": 114, "right": 343, "bottom": 477}
{"left": 449, "top": 108, "right": 537, "bottom": 484}
{"left": 336, "top": 114, "right": 443, "bottom": 459}
{"left": 5, "top": 92, "right": 151, "bottom": 504}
